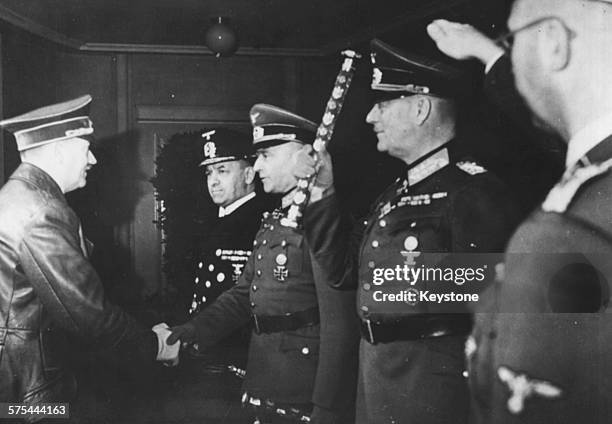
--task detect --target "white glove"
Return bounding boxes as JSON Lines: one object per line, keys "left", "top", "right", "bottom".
{"left": 152, "top": 322, "right": 180, "bottom": 366}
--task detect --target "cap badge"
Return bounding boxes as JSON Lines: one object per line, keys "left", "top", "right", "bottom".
{"left": 253, "top": 126, "right": 264, "bottom": 140}
{"left": 250, "top": 111, "right": 260, "bottom": 125}
{"left": 204, "top": 141, "right": 216, "bottom": 158}
{"left": 498, "top": 366, "right": 563, "bottom": 415}
{"left": 372, "top": 68, "right": 383, "bottom": 85}
{"left": 201, "top": 129, "right": 216, "bottom": 140}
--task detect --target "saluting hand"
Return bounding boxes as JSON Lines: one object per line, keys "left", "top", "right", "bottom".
{"left": 167, "top": 322, "right": 196, "bottom": 346}
{"left": 427, "top": 19, "right": 504, "bottom": 65}
{"left": 291, "top": 144, "right": 335, "bottom": 193}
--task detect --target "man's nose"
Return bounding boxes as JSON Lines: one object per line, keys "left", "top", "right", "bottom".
{"left": 88, "top": 150, "right": 97, "bottom": 165}
{"left": 253, "top": 156, "right": 263, "bottom": 173}
{"left": 365, "top": 104, "right": 380, "bottom": 124}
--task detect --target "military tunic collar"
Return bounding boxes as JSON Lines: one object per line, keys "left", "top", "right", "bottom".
{"left": 566, "top": 111, "right": 612, "bottom": 168}
{"left": 218, "top": 191, "right": 257, "bottom": 218}
{"left": 404, "top": 140, "right": 462, "bottom": 187}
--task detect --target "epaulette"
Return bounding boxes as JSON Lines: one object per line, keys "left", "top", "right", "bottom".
{"left": 456, "top": 161, "right": 487, "bottom": 176}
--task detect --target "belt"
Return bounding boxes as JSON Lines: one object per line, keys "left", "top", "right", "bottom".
{"left": 360, "top": 314, "right": 472, "bottom": 344}
{"left": 252, "top": 307, "right": 320, "bottom": 335}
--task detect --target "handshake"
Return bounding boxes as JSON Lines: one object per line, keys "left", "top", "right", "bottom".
{"left": 151, "top": 322, "right": 196, "bottom": 366}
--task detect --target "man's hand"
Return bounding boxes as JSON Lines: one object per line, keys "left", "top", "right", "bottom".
{"left": 166, "top": 322, "right": 196, "bottom": 346}
{"left": 152, "top": 323, "right": 180, "bottom": 366}
{"left": 427, "top": 19, "right": 504, "bottom": 65}
{"left": 291, "top": 144, "right": 335, "bottom": 203}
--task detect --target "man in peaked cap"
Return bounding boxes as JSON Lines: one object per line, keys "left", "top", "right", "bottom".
{"left": 293, "top": 40, "right": 519, "bottom": 423}
{"left": 190, "top": 128, "right": 266, "bottom": 317}
{"left": 427, "top": 1, "right": 612, "bottom": 423}
{"left": 187, "top": 128, "right": 267, "bottom": 374}
{"left": 0, "top": 95, "right": 177, "bottom": 413}
{"left": 168, "top": 104, "right": 359, "bottom": 424}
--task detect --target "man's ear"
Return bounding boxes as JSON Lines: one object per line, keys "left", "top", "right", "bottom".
{"left": 415, "top": 96, "right": 432, "bottom": 125}
{"left": 542, "top": 19, "right": 572, "bottom": 71}
{"left": 244, "top": 166, "right": 256, "bottom": 185}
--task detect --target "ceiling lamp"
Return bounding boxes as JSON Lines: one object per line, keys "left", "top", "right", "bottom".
{"left": 205, "top": 17, "right": 238, "bottom": 58}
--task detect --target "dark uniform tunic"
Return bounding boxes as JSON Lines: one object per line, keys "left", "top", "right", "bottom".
{"left": 468, "top": 57, "right": 612, "bottom": 424}
{"left": 305, "top": 139, "right": 518, "bottom": 424}
{"left": 189, "top": 206, "right": 359, "bottom": 421}
{"left": 190, "top": 194, "right": 267, "bottom": 315}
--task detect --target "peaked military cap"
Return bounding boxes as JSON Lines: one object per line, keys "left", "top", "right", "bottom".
{"left": 199, "top": 128, "right": 254, "bottom": 167}
{"left": 0, "top": 95, "right": 93, "bottom": 151}
{"left": 250, "top": 104, "right": 317, "bottom": 149}
{"left": 370, "top": 39, "right": 466, "bottom": 100}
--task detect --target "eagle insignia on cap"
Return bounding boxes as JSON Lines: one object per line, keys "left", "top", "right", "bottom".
{"left": 253, "top": 126, "right": 264, "bottom": 141}
{"left": 497, "top": 366, "right": 562, "bottom": 415}
{"left": 457, "top": 161, "right": 486, "bottom": 175}
{"left": 250, "top": 112, "right": 260, "bottom": 125}
{"left": 204, "top": 141, "right": 216, "bottom": 159}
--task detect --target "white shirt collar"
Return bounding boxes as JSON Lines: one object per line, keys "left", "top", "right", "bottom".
{"left": 218, "top": 191, "right": 256, "bottom": 218}
{"left": 566, "top": 111, "right": 612, "bottom": 168}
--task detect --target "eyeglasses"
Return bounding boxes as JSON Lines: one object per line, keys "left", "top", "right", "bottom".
{"left": 495, "top": 16, "right": 577, "bottom": 53}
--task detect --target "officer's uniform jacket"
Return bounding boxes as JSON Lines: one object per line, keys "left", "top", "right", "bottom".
{"left": 189, "top": 204, "right": 359, "bottom": 418}
{"left": 0, "top": 163, "right": 156, "bottom": 406}
{"left": 469, "top": 73, "right": 612, "bottom": 422}
{"left": 190, "top": 194, "right": 267, "bottom": 315}
{"left": 305, "top": 139, "right": 518, "bottom": 424}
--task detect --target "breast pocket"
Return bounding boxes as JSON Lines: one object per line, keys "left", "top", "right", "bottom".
{"left": 268, "top": 231, "right": 304, "bottom": 277}
{"left": 391, "top": 214, "right": 448, "bottom": 253}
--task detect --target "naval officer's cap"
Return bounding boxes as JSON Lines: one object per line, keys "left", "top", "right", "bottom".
{"left": 0, "top": 95, "right": 93, "bottom": 151}
{"left": 250, "top": 104, "right": 317, "bottom": 149}
{"left": 370, "top": 39, "right": 466, "bottom": 101}
{"left": 199, "top": 128, "right": 254, "bottom": 167}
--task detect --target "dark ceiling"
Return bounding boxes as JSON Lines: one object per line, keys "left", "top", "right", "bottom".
{"left": 0, "top": 0, "right": 512, "bottom": 55}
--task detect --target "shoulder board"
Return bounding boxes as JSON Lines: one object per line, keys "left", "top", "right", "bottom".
{"left": 456, "top": 161, "right": 487, "bottom": 175}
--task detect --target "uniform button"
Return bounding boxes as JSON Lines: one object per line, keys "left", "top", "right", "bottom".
{"left": 256, "top": 270, "right": 262, "bottom": 276}
{"left": 253, "top": 240, "right": 258, "bottom": 246}
{"left": 252, "top": 285, "right": 258, "bottom": 292}
{"left": 205, "top": 281, "right": 211, "bottom": 288}
{"left": 462, "top": 370, "right": 469, "bottom": 378}
{"left": 371, "top": 240, "right": 379, "bottom": 248}
{"left": 368, "top": 261, "right": 375, "bottom": 269}
{"left": 410, "top": 222, "right": 417, "bottom": 228}
{"left": 281, "top": 240, "right": 287, "bottom": 247}
{"left": 216, "top": 249, "right": 222, "bottom": 256}
{"left": 361, "top": 306, "right": 369, "bottom": 312}
{"left": 195, "top": 277, "right": 199, "bottom": 283}
{"left": 363, "top": 283, "right": 371, "bottom": 291}
{"left": 250, "top": 302, "right": 256, "bottom": 308}
{"left": 201, "top": 296, "right": 206, "bottom": 303}
{"left": 208, "top": 264, "right": 214, "bottom": 272}
{"left": 270, "top": 225, "right": 275, "bottom": 231}
{"left": 363, "top": 220, "right": 368, "bottom": 226}
{"left": 262, "top": 240, "right": 268, "bottom": 246}
{"left": 257, "top": 254, "right": 262, "bottom": 260}
{"left": 217, "top": 273, "right": 225, "bottom": 282}
{"left": 198, "top": 262, "right": 203, "bottom": 269}
{"left": 301, "top": 347, "right": 310, "bottom": 355}
{"left": 379, "top": 220, "right": 387, "bottom": 228}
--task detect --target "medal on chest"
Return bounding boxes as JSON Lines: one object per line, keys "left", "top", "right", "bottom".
{"left": 274, "top": 253, "right": 289, "bottom": 282}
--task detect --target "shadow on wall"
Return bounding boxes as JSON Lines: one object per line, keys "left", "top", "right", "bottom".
{"left": 69, "top": 129, "right": 159, "bottom": 319}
